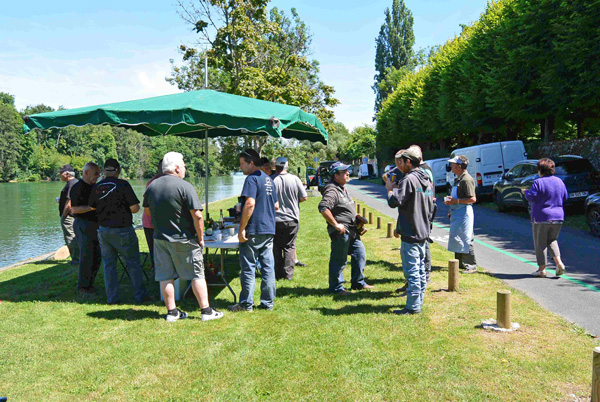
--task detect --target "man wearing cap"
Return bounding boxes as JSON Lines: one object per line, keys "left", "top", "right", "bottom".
{"left": 444, "top": 155, "right": 477, "bottom": 274}
{"left": 144, "top": 152, "right": 223, "bottom": 321}
{"left": 272, "top": 156, "right": 307, "bottom": 280}
{"left": 386, "top": 149, "right": 435, "bottom": 315}
{"left": 229, "top": 149, "right": 279, "bottom": 312}
{"left": 58, "top": 164, "right": 80, "bottom": 266}
{"left": 88, "top": 158, "right": 148, "bottom": 304}
{"left": 318, "top": 161, "right": 374, "bottom": 295}
{"left": 70, "top": 162, "right": 102, "bottom": 294}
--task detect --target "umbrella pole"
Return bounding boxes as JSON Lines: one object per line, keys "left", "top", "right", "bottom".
{"left": 205, "top": 128, "right": 209, "bottom": 220}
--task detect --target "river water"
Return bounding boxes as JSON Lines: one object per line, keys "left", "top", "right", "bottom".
{"left": 0, "top": 175, "right": 246, "bottom": 268}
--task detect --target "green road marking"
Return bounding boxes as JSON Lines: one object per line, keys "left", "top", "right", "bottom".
{"left": 349, "top": 183, "right": 600, "bottom": 294}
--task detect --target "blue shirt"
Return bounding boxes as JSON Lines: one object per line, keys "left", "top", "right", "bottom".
{"left": 241, "top": 170, "right": 278, "bottom": 235}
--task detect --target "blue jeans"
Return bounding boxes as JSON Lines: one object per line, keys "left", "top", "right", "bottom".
{"left": 73, "top": 218, "right": 101, "bottom": 290}
{"left": 328, "top": 232, "right": 366, "bottom": 292}
{"left": 239, "top": 234, "right": 276, "bottom": 309}
{"left": 401, "top": 241, "right": 427, "bottom": 312}
{"left": 97, "top": 226, "right": 147, "bottom": 304}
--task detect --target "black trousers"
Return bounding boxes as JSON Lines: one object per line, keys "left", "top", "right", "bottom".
{"left": 143, "top": 227, "right": 155, "bottom": 267}
{"left": 73, "top": 218, "right": 101, "bottom": 289}
{"left": 274, "top": 221, "right": 299, "bottom": 280}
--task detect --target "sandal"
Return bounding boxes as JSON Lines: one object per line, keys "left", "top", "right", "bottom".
{"left": 556, "top": 263, "right": 565, "bottom": 276}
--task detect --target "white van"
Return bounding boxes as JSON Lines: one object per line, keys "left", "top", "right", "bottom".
{"left": 358, "top": 163, "right": 378, "bottom": 179}
{"left": 445, "top": 140, "right": 527, "bottom": 197}
{"left": 423, "top": 158, "right": 449, "bottom": 191}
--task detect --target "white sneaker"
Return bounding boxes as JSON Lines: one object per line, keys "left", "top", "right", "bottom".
{"left": 556, "top": 263, "right": 565, "bottom": 276}
{"left": 165, "top": 309, "right": 188, "bottom": 322}
{"left": 201, "top": 307, "right": 224, "bottom": 321}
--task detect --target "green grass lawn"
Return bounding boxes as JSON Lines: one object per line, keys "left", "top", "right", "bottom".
{"left": 0, "top": 196, "right": 598, "bottom": 401}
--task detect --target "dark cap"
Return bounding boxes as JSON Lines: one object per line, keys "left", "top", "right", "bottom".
{"left": 329, "top": 161, "right": 351, "bottom": 174}
{"left": 59, "top": 164, "right": 74, "bottom": 173}
{"left": 104, "top": 158, "right": 121, "bottom": 171}
{"left": 398, "top": 148, "right": 421, "bottom": 163}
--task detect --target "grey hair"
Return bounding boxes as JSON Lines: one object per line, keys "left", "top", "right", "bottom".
{"left": 162, "top": 152, "right": 185, "bottom": 174}
{"left": 83, "top": 162, "right": 99, "bottom": 173}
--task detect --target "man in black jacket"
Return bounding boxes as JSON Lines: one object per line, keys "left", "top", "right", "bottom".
{"left": 386, "top": 149, "right": 434, "bottom": 315}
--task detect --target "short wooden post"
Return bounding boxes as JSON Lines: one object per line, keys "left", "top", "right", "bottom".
{"left": 376, "top": 216, "right": 382, "bottom": 229}
{"left": 593, "top": 347, "right": 600, "bottom": 402}
{"left": 497, "top": 290, "right": 512, "bottom": 329}
{"left": 356, "top": 203, "right": 361, "bottom": 214}
{"left": 368, "top": 212, "right": 373, "bottom": 224}
{"left": 387, "top": 222, "right": 393, "bottom": 238}
{"left": 448, "top": 259, "right": 459, "bottom": 291}
{"left": 362, "top": 207, "right": 366, "bottom": 218}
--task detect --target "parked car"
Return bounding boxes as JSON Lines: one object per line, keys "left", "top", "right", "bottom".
{"left": 381, "top": 164, "right": 395, "bottom": 184}
{"left": 446, "top": 141, "right": 527, "bottom": 197}
{"left": 347, "top": 165, "right": 355, "bottom": 176}
{"left": 358, "top": 163, "right": 378, "bottom": 180}
{"left": 493, "top": 156, "right": 600, "bottom": 213}
{"left": 317, "top": 160, "right": 336, "bottom": 193}
{"left": 424, "top": 158, "right": 449, "bottom": 191}
{"left": 306, "top": 166, "right": 317, "bottom": 188}
{"left": 585, "top": 192, "right": 600, "bottom": 237}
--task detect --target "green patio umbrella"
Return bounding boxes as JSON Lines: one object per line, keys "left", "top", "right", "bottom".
{"left": 23, "top": 89, "right": 328, "bottom": 216}
{"left": 22, "top": 89, "right": 328, "bottom": 144}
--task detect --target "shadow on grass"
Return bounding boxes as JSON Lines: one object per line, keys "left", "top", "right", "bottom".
{"left": 87, "top": 308, "right": 162, "bottom": 321}
{"left": 367, "top": 259, "right": 401, "bottom": 271}
{"left": 278, "top": 285, "right": 395, "bottom": 301}
{"left": 311, "top": 304, "right": 399, "bottom": 316}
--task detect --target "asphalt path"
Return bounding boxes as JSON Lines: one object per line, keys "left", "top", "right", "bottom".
{"left": 346, "top": 178, "right": 600, "bottom": 336}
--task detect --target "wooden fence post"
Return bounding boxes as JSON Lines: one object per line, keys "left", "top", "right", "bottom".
{"left": 368, "top": 212, "right": 373, "bottom": 224}
{"left": 448, "top": 259, "right": 459, "bottom": 291}
{"left": 362, "top": 207, "right": 367, "bottom": 218}
{"left": 377, "top": 216, "right": 382, "bottom": 229}
{"left": 356, "top": 203, "right": 361, "bottom": 214}
{"left": 387, "top": 222, "right": 393, "bottom": 238}
{"left": 497, "top": 290, "right": 512, "bottom": 329}
{"left": 593, "top": 347, "right": 600, "bottom": 402}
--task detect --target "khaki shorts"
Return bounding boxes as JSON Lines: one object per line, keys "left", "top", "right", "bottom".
{"left": 154, "top": 238, "right": 204, "bottom": 281}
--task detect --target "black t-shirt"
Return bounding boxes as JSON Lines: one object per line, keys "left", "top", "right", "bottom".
{"left": 69, "top": 180, "right": 98, "bottom": 222}
{"left": 88, "top": 177, "right": 140, "bottom": 228}
{"left": 143, "top": 175, "right": 203, "bottom": 242}
{"left": 59, "top": 178, "right": 79, "bottom": 218}
{"left": 318, "top": 181, "right": 356, "bottom": 232}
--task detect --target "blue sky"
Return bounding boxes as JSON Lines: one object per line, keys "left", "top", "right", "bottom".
{"left": 1, "top": 0, "right": 488, "bottom": 130}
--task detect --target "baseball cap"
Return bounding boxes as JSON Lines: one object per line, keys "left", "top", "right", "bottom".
{"left": 329, "top": 161, "right": 351, "bottom": 174}
{"left": 398, "top": 148, "right": 421, "bottom": 163}
{"left": 447, "top": 155, "right": 469, "bottom": 165}
{"left": 59, "top": 164, "right": 74, "bottom": 173}
{"left": 104, "top": 158, "right": 121, "bottom": 171}
{"left": 275, "top": 156, "right": 288, "bottom": 167}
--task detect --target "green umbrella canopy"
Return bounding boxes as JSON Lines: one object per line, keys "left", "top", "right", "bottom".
{"left": 22, "top": 89, "right": 328, "bottom": 144}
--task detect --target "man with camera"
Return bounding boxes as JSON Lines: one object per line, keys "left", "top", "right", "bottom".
{"left": 318, "top": 162, "right": 374, "bottom": 295}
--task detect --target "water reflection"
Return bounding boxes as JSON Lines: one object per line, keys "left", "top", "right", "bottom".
{"left": 0, "top": 175, "right": 245, "bottom": 267}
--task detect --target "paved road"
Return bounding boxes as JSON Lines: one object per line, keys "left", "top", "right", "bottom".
{"left": 346, "top": 179, "right": 600, "bottom": 336}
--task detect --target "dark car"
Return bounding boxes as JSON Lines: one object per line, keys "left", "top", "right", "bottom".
{"left": 585, "top": 192, "right": 600, "bottom": 237}
{"left": 492, "top": 156, "right": 600, "bottom": 213}
{"left": 317, "top": 160, "right": 336, "bottom": 193}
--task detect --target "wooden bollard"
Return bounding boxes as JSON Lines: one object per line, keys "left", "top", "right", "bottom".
{"left": 377, "top": 216, "right": 382, "bottom": 229}
{"left": 448, "top": 259, "right": 459, "bottom": 291}
{"left": 362, "top": 207, "right": 366, "bottom": 218}
{"left": 387, "top": 222, "right": 393, "bottom": 238}
{"left": 368, "top": 212, "right": 373, "bottom": 224}
{"left": 356, "top": 202, "right": 361, "bottom": 214}
{"left": 593, "top": 347, "right": 600, "bottom": 402}
{"left": 497, "top": 290, "right": 512, "bottom": 329}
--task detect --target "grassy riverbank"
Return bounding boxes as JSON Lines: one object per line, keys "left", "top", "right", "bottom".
{"left": 0, "top": 196, "right": 597, "bottom": 401}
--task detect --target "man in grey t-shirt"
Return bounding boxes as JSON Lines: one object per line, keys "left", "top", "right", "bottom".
{"left": 143, "top": 152, "right": 223, "bottom": 322}
{"left": 272, "top": 157, "right": 307, "bottom": 280}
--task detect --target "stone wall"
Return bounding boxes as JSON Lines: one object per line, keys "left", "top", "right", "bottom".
{"left": 525, "top": 137, "right": 600, "bottom": 170}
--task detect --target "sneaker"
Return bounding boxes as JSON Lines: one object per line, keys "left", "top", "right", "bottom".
{"left": 393, "top": 308, "right": 421, "bottom": 315}
{"left": 532, "top": 270, "right": 546, "bottom": 277}
{"left": 395, "top": 283, "right": 408, "bottom": 293}
{"left": 255, "top": 303, "right": 273, "bottom": 311}
{"left": 462, "top": 267, "right": 478, "bottom": 274}
{"left": 556, "top": 263, "right": 565, "bottom": 276}
{"left": 228, "top": 303, "right": 253, "bottom": 312}
{"left": 333, "top": 289, "right": 351, "bottom": 296}
{"left": 350, "top": 283, "right": 375, "bottom": 290}
{"left": 295, "top": 261, "right": 307, "bottom": 267}
{"left": 165, "top": 308, "right": 188, "bottom": 322}
{"left": 201, "top": 307, "right": 224, "bottom": 321}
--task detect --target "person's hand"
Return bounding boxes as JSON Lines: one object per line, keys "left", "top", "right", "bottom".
{"left": 238, "top": 229, "right": 248, "bottom": 243}
{"left": 335, "top": 223, "right": 346, "bottom": 234}
{"left": 382, "top": 173, "right": 389, "bottom": 183}
{"left": 198, "top": 238, "right": 205, "bottom": 248}
{"left": 521, "top": 188, "right": 526, "bottom": 194}
{"left": 385, "top": 179, "right": 395, "bottom": 192}
{"left": 393, "top": 229, "right": 400, "bottom": 238}
{"left": 444, "top": 196, "right": 456, "bottom": 205}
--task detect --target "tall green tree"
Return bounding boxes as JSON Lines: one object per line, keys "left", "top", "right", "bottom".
{"left": 373, "top": 0, "right": 415, "bottom": 114}
{"left": 0, "top": 100, "right": 23, "bottom": 181}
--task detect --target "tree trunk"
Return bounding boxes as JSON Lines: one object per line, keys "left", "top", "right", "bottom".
{"left": 543, "top": 115, "right": 555, "bottom": 142}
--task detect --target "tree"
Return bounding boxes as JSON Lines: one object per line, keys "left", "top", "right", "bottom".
{"left": 373, "top": 0, "right": 415, "bottom": 114}
{"left": 344, "top": 125, "right": 377, "bottom": 162}
{"left": 0, "top": 102, "right": 23, "bottom": 181}
{"left": 169, "top": 1, "right": 339, "bottom": 153}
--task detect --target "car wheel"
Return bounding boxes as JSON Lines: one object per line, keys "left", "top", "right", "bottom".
{"left": 494, "top": 191, "right": 507, "bottom": 212}
{"left": 587, "top": 206, "right": 600, "bottom": 237}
